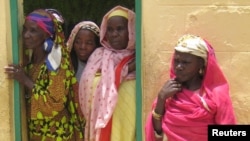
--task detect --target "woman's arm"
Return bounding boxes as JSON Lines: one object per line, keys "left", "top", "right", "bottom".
{"left": 152, "top": 79, "right": 182, "bottom": 140}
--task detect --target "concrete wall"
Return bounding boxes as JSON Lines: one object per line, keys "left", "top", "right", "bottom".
{"left": 0, "top": 0, "right": 24, "bottom": 141}
{"left": 142, "top": 0, "right": 250, "bottom": 136}
{"left": 0, "top": 0, "right": 13, "bottom": 141}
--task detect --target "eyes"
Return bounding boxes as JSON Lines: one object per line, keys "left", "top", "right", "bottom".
{"left": 174, "top": 59, "right": 191, "bottom": 66}
{"left": 106, "top": 26, "right": 127, "bottom": 34}
{"left": 23, "top": 26, "right": 37, "bottom": 34}
{"left": 75, "top": 40, "right": 94, "bottom": 45}
{"left": 74, "top": 39, "right": 96, "bottom": 48}
{"left": 22, "top": 25, "right": 43, "bottom": 36}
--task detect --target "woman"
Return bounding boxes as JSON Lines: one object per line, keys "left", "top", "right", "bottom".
{"left": 66, "top": 22, "right": 100, "bottom": 136}
{"left": 145, "top": 34, "right": 236, "bottom": 141}
{"left": 78, "top": 6, "right": 136, "bottom": 141}
{"left": 4, "top": 9, "right": 84, "bottom": 140}
{"left": 67, "top": 21, "right": 100, "bottom": 82}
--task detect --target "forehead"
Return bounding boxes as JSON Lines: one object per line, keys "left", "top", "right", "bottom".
{"left": 76, "top": 29, "right": 96, "bottom": 37}
{"left": 24, "top": 20, "right": 39, "bottom": 27}
{"left": 107, "top": 16, "right": 128, "bottom": 26}
{"left": 174, "top": 51, "right": 198, "bottom": 60}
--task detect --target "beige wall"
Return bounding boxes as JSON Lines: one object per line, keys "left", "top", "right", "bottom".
{"left": 0, "top": 0, "right": 12, "bottom": 141}
{"left": 0, "top": 0, "right": 24, "bottom": 141}
{"left": 142, "top": 0, "right": 250, "bottom": 137}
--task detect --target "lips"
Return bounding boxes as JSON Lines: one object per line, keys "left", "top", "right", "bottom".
{"left": 23, "top": 41, "right": 33, "bottom": 47}
{"left": 174, "top": 72, "right": 183, "bottom": 80}
{"left": 78, "top": 53, "right": 87, "bottom": 58}
{"left": 110, "top": 40, "right": 120, "bottom": 45}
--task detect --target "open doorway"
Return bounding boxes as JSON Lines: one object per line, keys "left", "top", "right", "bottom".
{"left": 12, "top": 0, "right": 142, "bottom": 140}
{"left": 23, "top": 0, "right": 135, "bottom": 39}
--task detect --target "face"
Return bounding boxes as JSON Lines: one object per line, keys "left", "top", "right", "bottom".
{"left": 22, "top": 20, "right": 47, "bottom": 49}
{"left": 106, "top": 16, "right": 129, "bottom": 50}
{"left": 73, "top": 29, "right": 98, "bottom": 62}
{"left": 173, "top": 51, "right": 204, "bottom": 83}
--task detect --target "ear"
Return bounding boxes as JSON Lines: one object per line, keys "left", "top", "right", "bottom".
{"left": 43, "top": 32, "right": 51, "bottom": 41}
{"left": 45, "top": 32, "right": 51, "bottom": 38}
{"left": 198, "top": 57, "right": 205, "bottom": 68}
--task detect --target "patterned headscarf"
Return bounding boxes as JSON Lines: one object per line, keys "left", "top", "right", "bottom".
{"left": 26, "top": 11, "right": 54, "bottom": 37}
{"left": 79, "top": 5, "right": 135, "bottom": 141}
{"left": 26, "top": 9, "right": 65, "bottom": 71}
{"left": 66, "top": 21, "right": 100, "bottom": 51}
{"left": 174, "top": 34, "right": 208, "bottom": 65}
{"left": 100, "top": 5, "right": 135, "bottom": 50}
{"left": 45, "top": 8, "right": 64, "bottom": 25}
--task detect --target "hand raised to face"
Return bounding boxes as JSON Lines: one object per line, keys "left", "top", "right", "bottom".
{"left": 158, "top": 79, "right": 182, "bottom": 100}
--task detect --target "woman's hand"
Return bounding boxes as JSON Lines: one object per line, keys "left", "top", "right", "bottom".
{"left": 154, "top": 79, "right": 182, "bottom": 115}
{"left": 158, "top": 79, "right": 182, "bottom": 100}
{"left": 4, "top": 64, "right": 34, "bottom": 89}
{"left": 4, "top": 64, "right": 24, "bottom": 81}
{"left": 128, "top": 59, "right": 135, "bottom": 73}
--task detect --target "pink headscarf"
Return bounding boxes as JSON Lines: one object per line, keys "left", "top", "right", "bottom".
{"left": 145, "top": 35, "right": 236, "bottom": 141}
{"left": 79, "top": 6, "right": 135, "bottom": 141}
{"left": 66, "top": 21, "right": 100, "bottom": 51}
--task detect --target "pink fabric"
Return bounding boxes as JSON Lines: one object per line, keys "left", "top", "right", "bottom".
{"left": 66, "top": 21, "right": 100, "bottom": 51}
{"left": 145, "top": 38, "right": 236, "bottom": 141}
{"left": 79, "top": 6, "right": 135, "bottom": 141}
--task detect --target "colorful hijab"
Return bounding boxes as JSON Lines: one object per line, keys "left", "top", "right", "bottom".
{"left": 79, "top": 5, "right": 135, "bottom": 141}
{"left": 45, "top": 8, "right": 65, "bottom": 25}
{"left": 145, "top": 34, "right": 236, "bottom": 141}
{"left": 26, "top": 9, "right": 65, "bottom": 71}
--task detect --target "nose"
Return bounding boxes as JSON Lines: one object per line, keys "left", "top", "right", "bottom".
{"left": 110, "top": 30, "right": 119, "bottom": 37}
{"left": 79, "top": 43, "right": 87, "bottom": 49}
{"left": 175, "top": 63, "right": 183, "bottom": 71}
{"left": 23, "top": 31, "right": 30, "bottom": 38}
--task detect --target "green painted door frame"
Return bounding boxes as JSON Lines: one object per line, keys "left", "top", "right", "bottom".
{"left": 9, "top": 0, "right": 22, "bottom": 140}
{"left": 135, "top": 0, "right": 142, "bottom": 141}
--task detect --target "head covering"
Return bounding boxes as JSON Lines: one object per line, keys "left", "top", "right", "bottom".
{"left": 26, "top": 9, "right": 65, "bottom": 71}
{"left": 145, "top": 34, "right": 236, "bottom": 141}
{"left": 66, "top": 21, "right": 100, "bottom": 51}
{"left": 45, "top": 8, "right": 64, "bottom": 25}
{"left": 100, "top": 5, "right": 135, "bottom": 50}
{"left": 79, "top": 5, "right": 135, "bottom": 141}
{"left": 108, "top": 9, "right": 128, "bottom": 19}
{"left": 174, "top": 34, "right": 208, "bottom": 65}
{"left": 171, "top": 34, "right": 229, "bottom": 90}
{"left": 26, "top": 11, "right": 54, "bottom": 37}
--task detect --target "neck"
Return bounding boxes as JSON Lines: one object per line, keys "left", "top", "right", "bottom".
{"left": 32, "top": 47, "right": 47, "bottom": 64}
{"left": 182, "top": 76, "right": 202, "bottom": 91}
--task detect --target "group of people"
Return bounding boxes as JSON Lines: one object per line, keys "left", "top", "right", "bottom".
{"left": 4, "top": 4, "right": 237, "bottom": 141}
{"left": 5, "top": 5, "right": 136, "bottom": 141}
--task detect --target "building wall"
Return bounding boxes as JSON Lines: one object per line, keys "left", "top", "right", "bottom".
{"left": 142, "top": 0, "right": 250, "bottom": 136}
{"left": 0, "top": 0, "right": 24, "bottom": 141}
{"left": 0, "top": 0, "right": 12, "bottom": 141}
